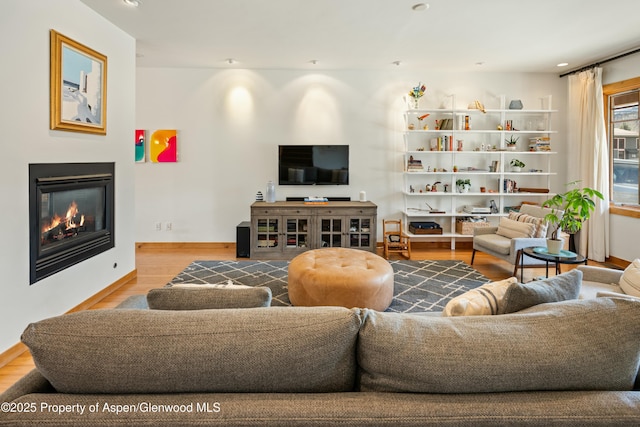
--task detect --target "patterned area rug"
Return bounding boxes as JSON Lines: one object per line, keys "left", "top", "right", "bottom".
{"left": 168, "top": 259, "right": 488, "bottom": 313}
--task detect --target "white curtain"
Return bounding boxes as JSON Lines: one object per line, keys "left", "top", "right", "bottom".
{"left": 567, "top": 68, "right": 609, "bottom": 261}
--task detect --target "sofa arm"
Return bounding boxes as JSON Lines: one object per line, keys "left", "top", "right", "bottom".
{"left": 473, "top": 226, "right": 498, "bottom": 236}
{"left": 0, "top": 369, "right": 55, "bottom": 402}
{"left": 577, "top": 265, "right": 623, "bottom": 285}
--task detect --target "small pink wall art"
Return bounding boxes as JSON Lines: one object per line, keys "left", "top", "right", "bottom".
{"left": 135, "top": 129, "right": 146, "bottom": 162}
{"left": 150, "top": 129, "right": 178, "bottom": 163}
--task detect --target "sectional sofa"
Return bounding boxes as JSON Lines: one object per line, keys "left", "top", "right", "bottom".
{"left": 1, "top": 286, "right": 639, "bottom": 426}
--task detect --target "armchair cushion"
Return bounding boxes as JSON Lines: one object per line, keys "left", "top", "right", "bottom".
{"left": 474, "top": 233, "right": 512, "bottom": 255}
{"left": 496, "top": 217, "right": 536, "bottom": 239}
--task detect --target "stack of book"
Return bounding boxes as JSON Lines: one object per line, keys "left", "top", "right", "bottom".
{"left": 304, "top": 197, "right": 328, "bottom": 205}
{"left": 407, "top": 158, "right": 424, "bottom": 171}
{"left": 528, "top": 137, "right": 551, "bottom": 151}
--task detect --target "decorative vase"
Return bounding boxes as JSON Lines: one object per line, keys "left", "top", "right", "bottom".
{"left": 511, "top": 166, "right": 522, "bottom": 173}
{"left": 457, "top": 185, "right": 469, "bottom": 193}
{"left": 506, "top": 145, "right": 517, "bottom": 151}
{"left": 509, "top": 99, "right": 523, "bottom": 110}
{"left": 412, "top": 97, "right": 420, "bottom": 109}
{"left": 546, "top": 238, "right": 564, "bottom": 255}
{"left": 266, "top": 180, "right": 276, "bottom": 203}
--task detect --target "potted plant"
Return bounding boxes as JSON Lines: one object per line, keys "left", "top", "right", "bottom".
{"left": 456, "top": 178, "right": 471, "bottom": 193}
{"left": 542, "top": 181, "right": 604, "bottom": 254}
{"left": 509, "top": 158, "right": 525, "bottom": 172}
{"left": 505, "top": 135, "right": 519, "bottom": 151}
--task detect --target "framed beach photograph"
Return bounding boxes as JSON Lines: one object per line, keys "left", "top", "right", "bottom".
{"left": 50, "top": 30, "right": 107, "bottom": 134}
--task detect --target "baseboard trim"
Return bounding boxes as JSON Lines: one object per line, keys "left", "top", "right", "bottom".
{"left": 0, "top": 342, "right": 28, "bottom": 370}
{"left": 606, "top": 256, "right": 631, "bottom": 269}
{"left": 0, "top": 269, "right": 137, "bottom": 369}
{"left": 66, "top": 269, "right": 137, "bottom": 314}
{"left": 136, "top": 242, "right": 235, "bottom": 250}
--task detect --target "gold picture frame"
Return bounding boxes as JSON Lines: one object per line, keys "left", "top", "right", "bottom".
{"left": 50, "top": 30, "right": 107, "bottom": 134}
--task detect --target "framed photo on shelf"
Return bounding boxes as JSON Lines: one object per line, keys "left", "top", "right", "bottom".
{"left": 50, "top": 30, "right": 107, "bottom": 134}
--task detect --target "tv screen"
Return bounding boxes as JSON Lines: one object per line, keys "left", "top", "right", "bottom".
{"left": 279, "top": 145, "right": 349, "bottom": 185}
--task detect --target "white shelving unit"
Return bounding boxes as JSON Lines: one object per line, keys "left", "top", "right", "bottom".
{"left": 401, "top": 95, "right": 557, "bottom": 249}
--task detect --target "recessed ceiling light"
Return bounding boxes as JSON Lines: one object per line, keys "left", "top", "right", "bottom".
{"left": 392, "top": 60, "right": 402, "bottom": 66}
{"left": 123, "top": 0, "right": 141, "bottom": 6}
{"left": 557, "top": 62, "right": 569, "bottom": 67}
{"left": 310, "top": 59, "right": 318, "bottom": 65}
{"left": 226, "top": 58, "right": 236, "bottom": 64}
{"left": 412, "top": 3, "right": 429, "bottom": 11}
{"left": 475, "top": 61, "right": 485, "bottom": 66}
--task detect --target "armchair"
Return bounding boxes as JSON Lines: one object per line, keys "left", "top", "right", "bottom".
{"left": 470, "top": 204, "right": 561, "bottom": 277}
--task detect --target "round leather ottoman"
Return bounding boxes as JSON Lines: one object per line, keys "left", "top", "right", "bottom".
{"left": 288, "top": 248, "right": 394, "bottom": 311}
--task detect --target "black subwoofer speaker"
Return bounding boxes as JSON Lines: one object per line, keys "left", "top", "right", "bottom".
{"left": 236, "top": 221, "right": 251, "bottom": 258}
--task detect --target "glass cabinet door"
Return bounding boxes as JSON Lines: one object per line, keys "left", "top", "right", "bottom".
{"left": 256, "top": 217, "right": 279, "bottom": 249}
{"left": 348, "top": 217, "right": 372, "bottom": 249}
{"left": 285, "top": 217, "right": 310, "bottom": 250}
{"left": 321, "top": 218, "right": 343, "bottom": 248}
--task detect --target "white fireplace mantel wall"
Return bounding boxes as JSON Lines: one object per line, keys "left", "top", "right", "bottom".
{"left": 0, "top": 0, "right": 136, "bottom": 355}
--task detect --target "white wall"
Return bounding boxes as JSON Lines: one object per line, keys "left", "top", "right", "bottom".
{"left": 135, "top": 69, "right": 566, "bottom": 243}
{"left": 0, "top": 0, "right": 136, "bottom": 354}
{"left": 601, "top": 54, "right": 640, "bottom": 262}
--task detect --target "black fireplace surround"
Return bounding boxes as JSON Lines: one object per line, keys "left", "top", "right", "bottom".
{"left": 29, "top": 163, "right": 115, "bottom": 284}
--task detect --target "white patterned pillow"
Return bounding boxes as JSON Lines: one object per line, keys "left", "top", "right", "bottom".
{"left": 496, "top": 217, "right": 536, "bottom": 239}
{"left": 442, "top": 277, "right": 518, "bottom": 316}
{"left": 508, "top": 211, "right": 548, "bottom": 238}
{"left": 619, "top": 259, "right": 640, "bottom": 297}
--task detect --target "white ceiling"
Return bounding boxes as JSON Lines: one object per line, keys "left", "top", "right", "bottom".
{"left": 80, "top": 0, "right": 640, "bottom": 74}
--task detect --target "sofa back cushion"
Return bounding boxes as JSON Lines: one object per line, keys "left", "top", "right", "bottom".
{"left": 147, "top": 284, "right": 272, "bottom": 310}
{"left": 357, "top": 298, "right": 640, "bottom": 393}
{"left": 22, "top": 306, "right": 362, "bottom": 394}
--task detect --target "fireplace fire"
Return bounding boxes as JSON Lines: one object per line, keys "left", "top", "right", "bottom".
{"left": 41, "top": 200, "right": 85, "bottom": 243}
{"left": 29, "top": 163, "right": 115, "bottom": 284}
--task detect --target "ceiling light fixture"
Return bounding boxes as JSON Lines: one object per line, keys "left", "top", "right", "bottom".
{"left": 123, "top": 0, "right": 141, "bottom": 7}
{"left": 412, "top": 3, "right": 429, "bottom": 11}
{"left": 392, "top": 60, "right": 401, "bottom": 66}
{"left": 310, "top": 60, "right": 318, "bottom": 65}
{"left": 557, "top": 62, "right": 569, "bottom": 67}
{"left": 226, "top": 58, "right": 235, "bottom": 65}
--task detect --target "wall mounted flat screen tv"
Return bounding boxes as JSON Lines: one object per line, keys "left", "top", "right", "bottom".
{"left": 279, "top": 145, "right": 349, "bottom": 185}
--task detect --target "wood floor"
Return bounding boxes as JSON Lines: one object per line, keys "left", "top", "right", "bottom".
{"left": 0, "top": 244, "right": 608, "bottom": 394}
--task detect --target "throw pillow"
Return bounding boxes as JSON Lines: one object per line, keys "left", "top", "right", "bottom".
{"left": 442, "top": 277, "right": 517, "bottom": 316}
{"left": 146, "top": 282, "right": 272, "bottom": 310}
{"left": 499, "top": 269, "right": 582, "bottom": 314}
{"left": 496, "top": 217, "right": 536, "bottom": 239}
{"left": 619, "top": 258, "right": 640, "bottom": 297}
{"left": 508, "top": 211, "right": 549, "bottom": 238}
{"left": 357, "top": 298, "right": 640, "bottom": 393}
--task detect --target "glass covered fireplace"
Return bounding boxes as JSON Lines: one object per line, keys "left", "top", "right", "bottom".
{"left": 29, "top": 163, "right": 115, "bottom": 284}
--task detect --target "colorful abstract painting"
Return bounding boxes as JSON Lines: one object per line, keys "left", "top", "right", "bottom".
{"left": 135, "top": 129, "right": 146, "bottom": 162}
{"left": 150, "top": 129, "right": 178, "bottom": 163}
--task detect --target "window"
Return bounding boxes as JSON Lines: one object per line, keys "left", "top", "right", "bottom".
{"left": 604, "top": 79, "right": 640, "bottom": 205}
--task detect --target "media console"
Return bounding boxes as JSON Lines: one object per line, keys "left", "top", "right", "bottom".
{"left": 250, "top": 201, "right": 377, "bottom": 260}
